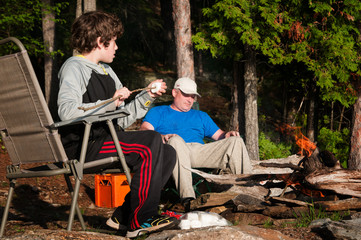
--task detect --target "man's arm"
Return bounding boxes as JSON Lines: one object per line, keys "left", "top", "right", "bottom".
{"left": 139, "top": 121, "right": 155, "bottom": 130}
{"left": 212, "top": 129, "right": 240, "bottom": 141}
{"left": 140, "top": 121, "right": 176, "bottom": 143}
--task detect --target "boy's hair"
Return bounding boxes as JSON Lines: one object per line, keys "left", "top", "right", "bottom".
{"left": 71, "top": 11, "right": 124, "bottom": 54}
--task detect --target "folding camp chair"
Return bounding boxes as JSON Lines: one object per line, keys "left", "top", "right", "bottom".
{"left": 0, "top": 37, "right": 132, "bottom": 237}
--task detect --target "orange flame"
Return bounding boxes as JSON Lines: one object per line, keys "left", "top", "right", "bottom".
{"left": 277, "top": 123, "right": 316, "bottom": 157}
{"left": 286, "top": 181, "right": 325, "bottom": 198}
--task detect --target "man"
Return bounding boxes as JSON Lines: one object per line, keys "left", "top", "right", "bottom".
{"left": 140, "top": 77, "right": 252, "bottom": 209}
{"left": 57, "top": 11, "right": 177, "bottom": 238}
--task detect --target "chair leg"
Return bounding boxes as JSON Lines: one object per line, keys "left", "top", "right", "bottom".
{"left": 0, "top": 179, "right": 16, "bottom": 237}
{"left": 67, "top": 177, "right": 83, "bottom": 231}
{"left": 64, "top": 175, "right": 86, "bottom": 230}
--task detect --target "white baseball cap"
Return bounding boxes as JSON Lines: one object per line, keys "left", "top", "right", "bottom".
{"left": 174, "top": 77, "right": 201, "bottom": 97}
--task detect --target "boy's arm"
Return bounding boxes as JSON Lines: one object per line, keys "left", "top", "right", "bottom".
{"left": 58, "top": 63, "right": 117, "bottom": 120}
{"left": 117, "top": 91, "right": 154, "bottom": 129}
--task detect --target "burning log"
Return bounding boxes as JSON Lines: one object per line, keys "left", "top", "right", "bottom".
{"left": 301, "top": 148, "right": 341, "bottom": 174}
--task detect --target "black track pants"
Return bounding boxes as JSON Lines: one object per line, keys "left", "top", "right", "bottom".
{"left": 93, "top": 130, "right": 176, "bottom": 229}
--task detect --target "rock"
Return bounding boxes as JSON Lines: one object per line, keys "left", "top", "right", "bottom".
{"left": 310, "top": 218, "right": 361, "bottom": 240}
{"left": 147, "top": 225, "right": 298, "bottom": 240}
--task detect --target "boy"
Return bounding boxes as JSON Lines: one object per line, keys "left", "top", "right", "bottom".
{"left": 57, "top": 11, "right": 177, "bottom": 238}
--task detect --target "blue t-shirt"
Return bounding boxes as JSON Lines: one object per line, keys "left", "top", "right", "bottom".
{"left": 143, "top": 105, "right": 219, "bottom": 144}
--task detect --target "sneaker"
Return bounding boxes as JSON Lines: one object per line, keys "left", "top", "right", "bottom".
{"left": 106, "top": 207, "right": 128, "bottom": 231}
{"left": 181, "top": 197, "right": 194, "bottom": 213}
{"left": 106, "top": 216, "right": 127, "bottom": 231}
{"left": 126, "top": 215, "right": 179, "bottom": 238}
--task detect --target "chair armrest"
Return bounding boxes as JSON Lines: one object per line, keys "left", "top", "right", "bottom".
{"left": 51, "top": 109, "right": 130, "bottom": 129}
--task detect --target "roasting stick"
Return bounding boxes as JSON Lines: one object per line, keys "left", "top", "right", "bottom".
{"left": 78, "top": 86, "right": 155, "bottom": 111}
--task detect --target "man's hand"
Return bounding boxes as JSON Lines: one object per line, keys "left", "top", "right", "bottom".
{"left": 225, "top": 131, "right": 240, "bottom": 138}
{"left": 212, "top": 129, "right": 240, "bottom": 140}
{"left": 147, "top": 79, "right": 167, "bottom": 98}
{"left": 161, "top": 134, "right": 176, "bottom": 143}
{"left": 113, "top": 87, "right": 131, "bottom": 107}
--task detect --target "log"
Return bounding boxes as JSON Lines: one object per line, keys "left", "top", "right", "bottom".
{"left": 315, "top": 197, "right": 361, "bottom": 211}
{"left": 262, "top": 205, "right": 309, "bottom": 219}
{"left": 190, "top": 191, "right": 239, "bottom": 210}
{"left": 302, "top": 147, "right": 324, "bottom": 174}
{"left": 268, "top": 196, "right": 312, "bottom": 207}
{"left": 233, "top": 194, "right": 268, "bottom": 212}
{"left": 251, "top": 154, "right": 303, "bottom": 174}
{"left": 305, "top": 169, "right": 361, "bottom": 197}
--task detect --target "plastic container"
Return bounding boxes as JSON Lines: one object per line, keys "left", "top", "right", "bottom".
{"left": 95, "top": 173, "right": 131, "bottom": 208}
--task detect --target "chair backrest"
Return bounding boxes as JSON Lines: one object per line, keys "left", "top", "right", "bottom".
{"left": 0, "top": 37, "right": 67, "bottom": 165}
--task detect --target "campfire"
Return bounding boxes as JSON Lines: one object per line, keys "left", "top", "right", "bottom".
{"left": 186, "top": 123, "right": 361, "bottom": 223}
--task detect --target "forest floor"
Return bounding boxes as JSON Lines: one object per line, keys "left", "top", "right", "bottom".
{"left": 0, "top": 151, "right": 324, "bottom": 239}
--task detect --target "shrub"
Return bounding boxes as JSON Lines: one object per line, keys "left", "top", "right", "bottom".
{"left": 317, "top": 127, "right": 349, "bottom": 168}
{"left": 259, "top": 132, "right": 292, "bottom": 160}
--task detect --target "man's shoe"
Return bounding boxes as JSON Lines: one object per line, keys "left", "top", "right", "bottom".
{"left": 181, "top": 197, "right": 194, "bottom": 213}
{"left": 126, "top": 215, "right": 179, "bottom": 238}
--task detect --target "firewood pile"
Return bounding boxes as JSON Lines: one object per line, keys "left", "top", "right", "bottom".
{"left": 186, "top": 149, "right": 361, "bottom": 221}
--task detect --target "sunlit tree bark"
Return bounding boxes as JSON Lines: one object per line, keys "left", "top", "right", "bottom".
{"left": 172, "top": 0, "right": 195, "bottom": 80}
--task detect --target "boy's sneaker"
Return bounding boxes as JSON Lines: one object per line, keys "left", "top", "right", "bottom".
{"left": 126, "top": 215, "right": 179, "bottom": 238}
{"left": 106, "top": 215, "right": 127, "bottom": 231}
{"left": 106, "top": 207, "right": 128, "bottom": 231}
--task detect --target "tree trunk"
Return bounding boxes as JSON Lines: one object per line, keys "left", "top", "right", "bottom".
{"left": 42, "top": 0, "right": 54, "bottom": 104}
{"left": 244, "top": 44, "right": 259, "bottom": 161}
{"left": 160, "top": 0, "right": 176, "bottom": 71}
{"left": 84, "top": 0, "right": 96, "bottom": 12}
{"left": 330, "top": 101, "right": 334, "bottom": 131}
{"left": 76, "top": 0, "right": 82, "bottom": 18}
{"left": 338, "top": 105, "right": 345, "bottom": 132}
{"left": 172, "top": 0, "right": 195, "bottom": 80}
{"left": 230, "top": 61, "right": 240, "bottom": 132}
{"left": 230, "top": 61, "right": 245, "bottom": 136}
{"left": 348, "top": 82, "right": 361, "bottom": 170}
{"left": 42, "top": 0, "right": 58, "bottom": 118}
{"left": 306, "top": 82, "right": 316, "bottom": 142}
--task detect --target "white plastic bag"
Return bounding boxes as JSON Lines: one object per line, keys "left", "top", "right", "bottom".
{"left": 178, "top": 211, "right": 232, "bottom": 230}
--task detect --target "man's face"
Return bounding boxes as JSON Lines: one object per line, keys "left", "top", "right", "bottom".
{"left": 99, "top": 37, "right": 118, "bottom": 63}
{"left": 172, "top": 89, "right": 197, "bottom": 112}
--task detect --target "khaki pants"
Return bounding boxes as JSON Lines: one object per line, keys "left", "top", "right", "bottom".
{"left": 167, "top": 135, "right": 252, "bottom": 199}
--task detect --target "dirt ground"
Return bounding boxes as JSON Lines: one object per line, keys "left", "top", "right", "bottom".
{"left": 0, "top": 147, "right": 324, "bottom": 239}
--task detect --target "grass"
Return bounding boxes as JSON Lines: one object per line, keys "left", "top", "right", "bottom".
{"left": 293, "top": 201, "right": 350, "bottom": 227}
{"left": 263, "top": 218, "right": 273, "bottom": 228}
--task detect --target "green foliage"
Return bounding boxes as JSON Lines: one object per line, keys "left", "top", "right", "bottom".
{"left": 259, "top": 132, "right": 292, "bottom": 160}
{"left": 294, "top": 201, "right": 350, "bottom": 227}
{"left": 317, "top": 127, "right": 350, "bottom": 168}
{"left": 263, "top": 218, "right": 274, "bottom": 228}
{"left": 0, "top": 0, "right": 68, "bottom": 56}
{"left": 193, "top": 0, "right": 361, "bottom": 108}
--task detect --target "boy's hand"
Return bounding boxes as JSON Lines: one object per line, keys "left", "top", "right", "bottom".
{"left": 161, "top": 134, "right": 176, "bottom": 143}
{"left": 113, "top": 87, "right": 131, "bottom": 107}
{"left": 147, "top": 79, "right": 167, "bottom": 98}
